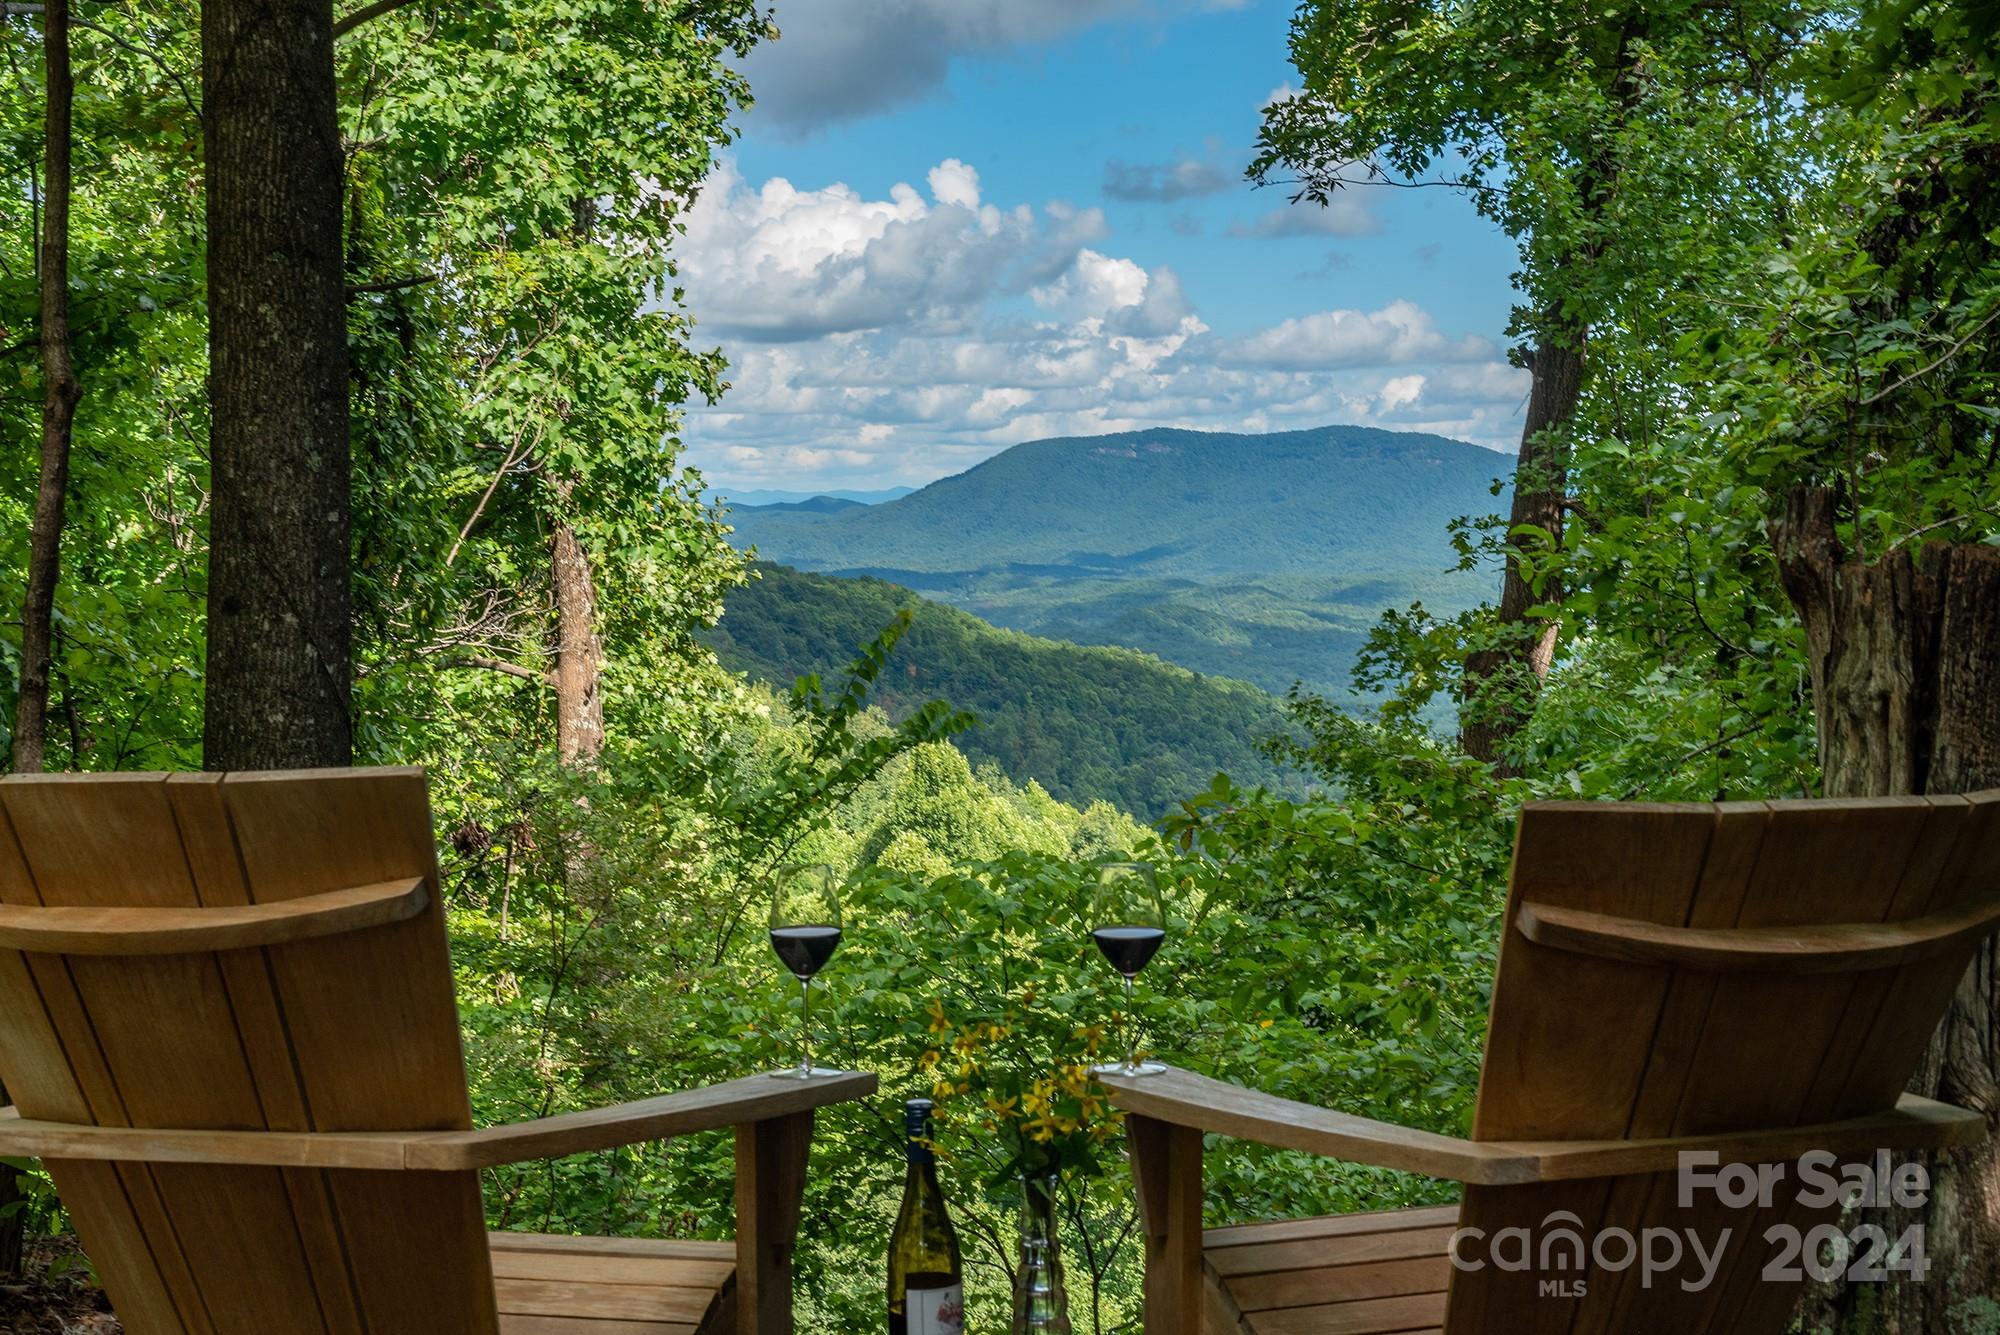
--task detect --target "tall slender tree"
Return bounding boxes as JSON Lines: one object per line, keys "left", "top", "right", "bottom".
{"left": 337, "top": 0, "right": 766, "bottom": 770}
{"left": 201, "top": 0, "right": 352, "bottom": 770}
{"left": 1254, "top": 0, "right": 1823, "bottom": 769}
{"left": 551, "top": 515, "right": 604, "bottom": 766}
{"left": 12, "top": 0, "right": 77, "bottom": 780}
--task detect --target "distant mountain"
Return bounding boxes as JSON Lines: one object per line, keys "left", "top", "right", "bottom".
{"left": 707, "top": 564, "right": 1299, "bottom": 818}
{"left": 725, "top": 425, "right": 1507, "bottom": 697}
{"left": 740, "top": 496, "right": 868, "bottom": 515}
{"left": 715, "top": 485, "right": 915, "bottom": 507}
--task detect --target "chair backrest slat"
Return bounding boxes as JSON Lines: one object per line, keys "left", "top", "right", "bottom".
{"left": 0, "top": 768, "right": 501, "bottom": 1335}
{"left": 1445, "top": 792, "right": 2000, "bottom": 1334}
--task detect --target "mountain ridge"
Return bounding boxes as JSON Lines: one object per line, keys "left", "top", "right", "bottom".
{"left": 727, "top": 424, "right": 1509, "bottom": 581}
{"left": 714, "top": 485, "right": 915, "bottom": 507}
{"left": 722, "top": 424, "right": 1507, "bottom": 698}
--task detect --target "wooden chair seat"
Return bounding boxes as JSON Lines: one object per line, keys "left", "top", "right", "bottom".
{"left": 491, "top": 1233, "right": 736, "bottom": 1335}
{"left": 1204, "top": 1205, "right": 1456, "bottom": 1335}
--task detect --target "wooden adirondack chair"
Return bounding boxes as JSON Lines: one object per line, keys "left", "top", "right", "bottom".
{"left": 0, "top": 766, "right": 876, "bottom": 1335}
{"left": 1102, "top": 793, "right": 2000, "bottom": 1335}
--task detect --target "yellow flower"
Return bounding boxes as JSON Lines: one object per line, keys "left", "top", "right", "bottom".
{"left": 925, "top": 998, "right": 951, "bottom": 1035}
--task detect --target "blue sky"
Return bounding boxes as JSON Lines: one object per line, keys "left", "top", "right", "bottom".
{"left": 675, "top": 0, "right": 1529, "bottom": 492}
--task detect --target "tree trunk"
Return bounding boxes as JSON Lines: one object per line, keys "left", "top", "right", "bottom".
{"left": 1458, "top": 332, "right": 1585, "bottom": 771}
{"left": 1775, "top": 484, "right": 2000, "bottom": 1331}
{"left": 2, "top": 0, "right": 81, "bottom": 1278}
{"left": 201, "top": 0, "right": 353, "bottom": 771}
{"left": 551, "top": 519, "right": 603, "bottom": 766}
{"left": 13, "top": 0, "right": 80, "bottom": 778}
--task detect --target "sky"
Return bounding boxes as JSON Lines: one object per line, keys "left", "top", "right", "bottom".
{"left": 674, "top": 0, "right": 1531, "bottom": 492}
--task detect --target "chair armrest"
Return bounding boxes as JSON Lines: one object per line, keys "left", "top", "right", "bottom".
{"left": 0, "top": 1070, "right": 879, "bottom": 1172}
{"left": 409, "top": 1070, "right": 878, "bottom": 1169}
{"left": 1100, "top": 1066, "right": 1531, "bottom": 1184}
{"left": 1099, "top": 1066, "right": 1985, "bottom": 1186}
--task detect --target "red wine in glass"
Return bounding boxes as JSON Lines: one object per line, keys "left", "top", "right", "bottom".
{"left": 1088, "top": 863, "right": 1168, "bottom": 1077}
{"left": 770, "top": 924, "right": 842, "bottom": 979}
{"left": 768, "top": 865, "right": 844, "bottom": 1079}
{"left": 1091, "top": 925, "right": 1164, "bottom": 977}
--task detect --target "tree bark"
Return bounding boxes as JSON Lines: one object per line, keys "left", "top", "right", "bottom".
{"left": 1458, "top": 332, "right": 1585, "bottom": 771}
{"left": 201, "top": 0, "right": 353, "bottom": 771}
{"left": 1775, "top": 484, "right": 2000, "bottom": 1332}
{"left": 13, "top": 0, "right": 80, "bottom": 778}
{"left": 551, "top": 519, "right": 603, "bottom": 766}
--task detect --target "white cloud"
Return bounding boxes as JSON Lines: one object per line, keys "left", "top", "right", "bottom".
{"left": 1378, "top": 373, "right": 1426, "bottom": 411}
{"left": 1033, "top": 249, "right": 1150, "bottom": 314}
{"left": 1229, "top": 195, "right": 1381, "bottom": 238}
{"left": 1220, "top": 301, "right": 1497, "bottom": 370}
{"left": 677, "top": 160, "right": 1527, "bottom": 488}
{"left": 927, "top": 159, "right": 982, "bottom": 210}
{"left": 677, "top": 160, "right": 1035, "bottom": 341}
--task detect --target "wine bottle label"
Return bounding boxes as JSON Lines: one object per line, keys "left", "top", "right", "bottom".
{"left": 905, "top": 1284, "right": 964, "bottom": 1335}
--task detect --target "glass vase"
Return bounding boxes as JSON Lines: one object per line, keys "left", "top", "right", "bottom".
{"left": 1012, "top": 1169, "right": 1072, "bottom": 1334}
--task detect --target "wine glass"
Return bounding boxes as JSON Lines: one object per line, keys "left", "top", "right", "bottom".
{"left": 768, "top": 863, "right": 844, "bottom": 1079}
{"left": 1088, "top": 862, "right": 1168, "bottom": 1078}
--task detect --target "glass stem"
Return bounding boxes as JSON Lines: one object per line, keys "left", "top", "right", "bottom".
{"left": 799, "top": 976, "right": 814, "bottom": 1075}
{"left": 1123, "top": 974, "right": 1138, "bottom": 1074}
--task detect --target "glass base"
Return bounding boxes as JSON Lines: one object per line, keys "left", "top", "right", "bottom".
{"left": 1091, "top": 1060, "right": 1168, "bottom": 1078}
{"left": 768, "top": 1065, "right": 847, "bottom": 1080}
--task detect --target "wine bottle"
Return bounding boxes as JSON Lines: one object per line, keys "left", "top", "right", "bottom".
{"left": 889, "top": 1098, "right": 965, "bottom": 1335}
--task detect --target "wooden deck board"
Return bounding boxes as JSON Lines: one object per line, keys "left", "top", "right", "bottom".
{"left": 490, "top": 1234, "right": 732, "bottom": 1334}
{"left": 1245, "top": 1291, "right": 1447, "bottom": 1335}
{"left": 1207, "top": 1208, "right": 1454, "bottom": 1334}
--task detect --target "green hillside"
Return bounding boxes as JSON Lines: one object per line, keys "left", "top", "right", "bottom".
{"left": 706, "top": 564, "right": 1300, "bottom": 818}
{"left": 860, "top": 567, "right": 1481, "bottom": 702}
{"left": 725, "top": 424, "right": 1506, "bottom": 696}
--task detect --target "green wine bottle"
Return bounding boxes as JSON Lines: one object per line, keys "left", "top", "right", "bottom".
{"left": 889, "top": 1098, "right": 965, "bottom": 1334}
